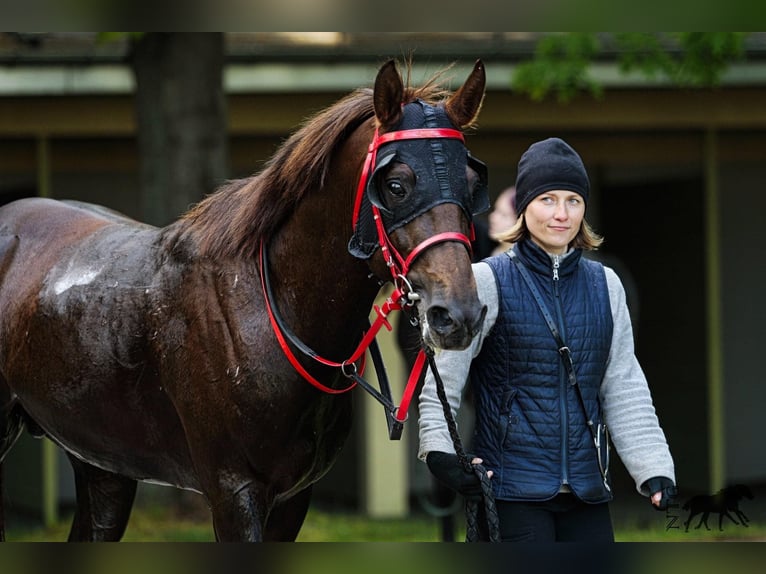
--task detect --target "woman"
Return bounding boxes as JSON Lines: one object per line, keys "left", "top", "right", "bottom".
{"left": 418, "top": 137, "right": 676, "bottom": 542}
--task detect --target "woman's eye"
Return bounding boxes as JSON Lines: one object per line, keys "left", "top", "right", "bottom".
{"left": 386, "top": 180, "right": 405, "bottom": 197}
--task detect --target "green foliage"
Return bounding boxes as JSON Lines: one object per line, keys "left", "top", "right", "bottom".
{"left": 674, "top": 32, "right": 748, "bottom": 85}
{"left": 513, "top": 32, "right": 749, "bottom": 103}
{"left": 613, "top": 33, "right": 675, "bottom": 80}
{"left": 512, "top": 33, "right": 603, "bottom": 103}
{"left": 615, "top": 32, "right": 747, "bottom": 86}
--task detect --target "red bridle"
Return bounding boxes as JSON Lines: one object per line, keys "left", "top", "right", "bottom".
{"left": 259, "top": 124, "right": 473, "bottom": 437}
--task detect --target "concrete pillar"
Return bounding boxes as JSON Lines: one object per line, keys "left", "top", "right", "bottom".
{"left": 361, "top": 289, "right": 408, "bottom": 518}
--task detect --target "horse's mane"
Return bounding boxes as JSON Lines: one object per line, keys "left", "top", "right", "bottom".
{"left": 174, "top": 64, "right": 454, "bottom": 261}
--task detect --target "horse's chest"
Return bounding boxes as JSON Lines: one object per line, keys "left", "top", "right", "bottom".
{"left": 271, "top": 392, "right": 354, "bottom": 495}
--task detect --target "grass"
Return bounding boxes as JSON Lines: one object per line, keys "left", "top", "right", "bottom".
{"left": 614, "top": 520, "right": 766, "bottom": 542}
{"left": 4, "top": 503, "right": 765, "bottom": 542}
{"left": 5, "top": 506, "right": 446, "bottom": 542}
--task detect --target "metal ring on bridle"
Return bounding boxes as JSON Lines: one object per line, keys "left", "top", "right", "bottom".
{"left": 340, "top": 361, "right": 357, "bottom": 378}
{"left": 395, "top": 274, "right": 420, "bottom": 306}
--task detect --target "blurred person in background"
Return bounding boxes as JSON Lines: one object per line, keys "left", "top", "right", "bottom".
{"left": 489, "top": 186, "right": 517, "bottom": 255}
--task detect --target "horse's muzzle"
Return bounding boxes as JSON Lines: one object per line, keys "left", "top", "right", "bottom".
{"left": 423, "top": 303, "right": 487, "bottom": 350}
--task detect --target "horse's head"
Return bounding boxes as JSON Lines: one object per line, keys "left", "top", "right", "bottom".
{"left": 349, "top": 59, "right": 488, "bottom": 350}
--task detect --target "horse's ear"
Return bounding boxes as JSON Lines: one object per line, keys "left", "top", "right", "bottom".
{"left": 445, "top": 59, "right": 486, "bottom": 129}
{"left": 373, "top": 59, "right": 404, "bottom": 129}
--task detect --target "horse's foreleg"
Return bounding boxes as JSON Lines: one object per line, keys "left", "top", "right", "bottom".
{"left": 735, "top": 509, "right": 750, "bottom": 525}
{"left": 264, "top": 486, "right": 313, "bottom": 541}
{"left": 66, "top": 454, "right": 137, "bottom": 541}
{"left": 719, "top": 511, "right": 738, "bottom": 530}
{"left": 208, "top": 480, "right": 269, "bottom": 542}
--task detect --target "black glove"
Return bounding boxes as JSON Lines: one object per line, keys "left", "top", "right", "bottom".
{"left": 643, "top": 476, "right": 677, "bottom": 510}
{"left": 426, "top": 451, "right": 483, "bottom": 499}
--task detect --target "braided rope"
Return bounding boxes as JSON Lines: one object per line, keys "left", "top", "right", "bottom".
{"left": 425, "top": 348, "right": 500, "bottom": 542}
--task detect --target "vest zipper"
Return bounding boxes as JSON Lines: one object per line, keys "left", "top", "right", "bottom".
{"left": 552, "top": 254, "right": 568, "bottom": 487}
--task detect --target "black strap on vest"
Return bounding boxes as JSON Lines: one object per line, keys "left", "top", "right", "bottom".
{"left": 510, "top": 254, "right": 611, "bottom": 492}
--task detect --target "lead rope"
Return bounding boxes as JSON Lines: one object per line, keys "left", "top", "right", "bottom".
{"left": 424, "top": 347, "right": 500, "bottom": 542}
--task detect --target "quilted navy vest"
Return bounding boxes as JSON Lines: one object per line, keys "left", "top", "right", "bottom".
{"left": 471, "top": 238, "right": 613, "bottom": 503}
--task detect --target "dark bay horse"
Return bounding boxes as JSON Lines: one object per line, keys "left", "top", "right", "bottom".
{"left": 0, "top": 59, "right": 488, "bottom": 541}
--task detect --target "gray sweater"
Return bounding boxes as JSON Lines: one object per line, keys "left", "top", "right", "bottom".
{"left": 418, "top": 251, "right": 676, "bottom": 497}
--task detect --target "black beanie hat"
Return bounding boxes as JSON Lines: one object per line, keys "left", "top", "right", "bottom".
{"left": 514, "top": 137, "right": 589, "bottom": 215}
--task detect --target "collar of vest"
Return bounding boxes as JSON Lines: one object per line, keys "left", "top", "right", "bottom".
{"left": 514, "top": 238, "right": 582, "bottom": 278}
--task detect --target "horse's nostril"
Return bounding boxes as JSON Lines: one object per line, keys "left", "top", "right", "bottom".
{"left": 426, "top": 306, "right": 454, "bottom": 331}
{"left": 424, "top": 304, "right": 485, "bottom": 350}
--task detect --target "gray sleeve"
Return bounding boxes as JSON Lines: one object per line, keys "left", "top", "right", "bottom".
{"left": 417, "top": 261, "right": 498, "bottom": 460}
{"left": 601, "top": 266, "right": 676, "bottom": 496}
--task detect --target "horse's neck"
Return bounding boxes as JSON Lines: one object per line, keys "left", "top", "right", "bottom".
{"left": 268, "top": 194, "right": 382, "bottom": 361}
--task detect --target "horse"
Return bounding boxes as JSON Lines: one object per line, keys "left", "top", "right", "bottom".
{"left": 682, "top": 484, "right": 754, "bottom": 532}
{"left": 0, "top": 59, "right": 489, "bottom": 541}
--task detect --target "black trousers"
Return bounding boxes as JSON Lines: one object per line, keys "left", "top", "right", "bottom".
{"left": 496, "top": 494, "right": 614, "bottom": 542}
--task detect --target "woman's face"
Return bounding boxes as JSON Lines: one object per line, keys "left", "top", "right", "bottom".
{"left": 524, "top": 189, "right": 585, "bottom": 255}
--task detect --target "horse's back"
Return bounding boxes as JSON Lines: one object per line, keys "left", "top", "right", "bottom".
{"left": 2, "top": 195, "right": 153, "bottom": 264}
{"left": 60, "top": 199, "right": 153, "bottom": 227}
{"left": 0, "top": 197, "right": 142, "bottom": 240}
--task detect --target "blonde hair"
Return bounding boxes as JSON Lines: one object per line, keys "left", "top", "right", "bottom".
{"left": 498, "top": 213, "right": 603, "bottom": 251}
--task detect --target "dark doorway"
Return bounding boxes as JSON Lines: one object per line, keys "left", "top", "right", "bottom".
{"left": 598, "top": 178, "right": 710, "bottom": 508}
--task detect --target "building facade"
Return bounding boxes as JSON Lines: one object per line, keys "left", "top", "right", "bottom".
{"left": 2, "top": 33, "right": 765, "bottom": 522}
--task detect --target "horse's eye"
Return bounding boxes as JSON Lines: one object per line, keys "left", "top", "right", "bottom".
{"left": 386, "top": 179, "right": 406, "bottom": 197}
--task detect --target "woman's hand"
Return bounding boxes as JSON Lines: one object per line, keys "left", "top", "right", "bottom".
{"left": 426, "top": 451, "right": 493, "bottom": 499}
{"left": 644, "top": 476, "right": 677, "bottom": 510}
